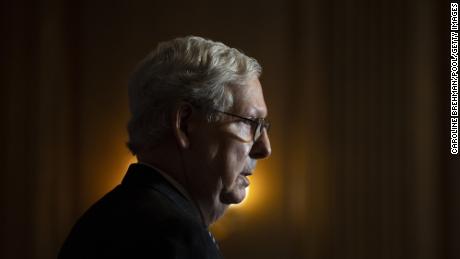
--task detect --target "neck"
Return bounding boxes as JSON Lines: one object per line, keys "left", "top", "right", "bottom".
{"left": 194, "top": 192, "right": 230, "bottom": 226}
{"left": 137, "top": 146, "right": 216, "bottom": 226}
{"left": 137, "top": 145, "right": 229, "bottom": 227}
{"left": 137, "top": 145, "right": 186, "bottom": 187}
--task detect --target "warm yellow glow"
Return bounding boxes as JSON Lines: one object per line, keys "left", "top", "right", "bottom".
{"left": 231, "top": 186, "right": 250, "bottom": 208}
{"left": 127, "top": 156, "right": 138, "bottom": 166}
{"left": 227, "top": 165, "right": 271, "bottom": 214}
{"left": 210, "top": 164, "right": 275, "bottom": 241}
{"left": 107, "top": 155, "right": 137, "bottom": 189}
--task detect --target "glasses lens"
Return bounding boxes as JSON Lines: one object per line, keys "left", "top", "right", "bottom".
{"left": 265, "top": 121, "right": 271, "bottom": 133}
{"left": 253, "top": 122, "right": 261, "bottom": 141}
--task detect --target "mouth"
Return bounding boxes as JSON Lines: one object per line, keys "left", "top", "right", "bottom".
{"left": 239, "top": 171, "right": 253, "bottom": 187}
{"left": 239, "top": 175, "right": 250, "bottom": 187}
{"left": 241, "top": 171, "right": 253, "bottom": 177}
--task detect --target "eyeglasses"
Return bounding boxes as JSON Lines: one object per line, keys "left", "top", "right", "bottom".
{"left": 212, "top": 109, "right": 270, "bottom": 141}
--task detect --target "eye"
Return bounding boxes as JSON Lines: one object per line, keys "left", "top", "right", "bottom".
{"left": 237, "top": 119, "right": 257, "bottom": 132}
{"left": 235, "top": 120, "right": 253, "bottom": 139}
{"left": 238, "top": 119, "right": 252, "bottom": 126}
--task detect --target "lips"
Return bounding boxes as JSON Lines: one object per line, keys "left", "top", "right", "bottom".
{"left": 239, "top": 170, "right": 252, "bottom": 187}
{"left": 241, "top": 171, "right": 252, "bottom": 176}
{"left": 240, "top": 163, "right": 255, "bottom": 187}
{"left": 239, "top": 175, "right": 250, "bottom": 187}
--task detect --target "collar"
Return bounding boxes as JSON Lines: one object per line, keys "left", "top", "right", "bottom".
{"left": 137, "top": 162, "right": 194, "bottom": 203}
{"left": 122, "top": 163, "right": 203, "bottom": 224}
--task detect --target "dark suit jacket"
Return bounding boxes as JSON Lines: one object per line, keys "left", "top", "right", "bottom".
{"left": 58, "top": 163, "right": 223, "bottom": 258}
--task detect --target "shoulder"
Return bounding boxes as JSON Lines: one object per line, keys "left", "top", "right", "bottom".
{"left": 68, "top": 183, "right": 198, "bottom": 237}
{"left": 59, "top": 183, "right": 220, "bottom": 258}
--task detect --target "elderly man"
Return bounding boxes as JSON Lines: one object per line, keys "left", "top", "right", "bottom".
{"left": 59, "top": 36, "right": 271, "bottom": 258}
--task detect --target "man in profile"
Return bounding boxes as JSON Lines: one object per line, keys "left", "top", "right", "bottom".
{"left": 59, "top": 36, "right": 271, "bottom": 258}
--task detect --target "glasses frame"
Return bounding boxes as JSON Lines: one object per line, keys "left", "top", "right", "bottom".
{"left": 212, "top": 109, "right": 270, "bottom": 141}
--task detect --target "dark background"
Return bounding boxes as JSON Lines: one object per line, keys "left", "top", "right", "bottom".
{"left": 1, "top": 0, "right": 458, "bottom": 258}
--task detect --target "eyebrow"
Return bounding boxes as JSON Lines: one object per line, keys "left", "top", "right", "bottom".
{"left": 248, "top": 108, "right": 267, "bottom": 118}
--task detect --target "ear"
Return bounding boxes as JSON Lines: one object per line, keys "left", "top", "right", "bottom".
{"left": 172, "top": 102, "right": 194, "bottom": 149}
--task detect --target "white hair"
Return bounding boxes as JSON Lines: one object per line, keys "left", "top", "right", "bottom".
{"left": 127, "top": 36, "right": 262, "bottom": 154}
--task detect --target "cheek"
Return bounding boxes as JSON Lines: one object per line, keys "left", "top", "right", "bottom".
{"left": 221, "top": 143, "right": 252, "bottom": 186}
{"left": 234, "top": 124, "right": 253, "bottom": 143}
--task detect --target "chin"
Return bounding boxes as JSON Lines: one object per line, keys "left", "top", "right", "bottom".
{"left": 220, "top": 186, "right": 247, "bottom": 204}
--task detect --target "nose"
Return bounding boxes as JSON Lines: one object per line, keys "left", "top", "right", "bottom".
{"left": 249, "top": 129, "right": 271, "bottom": 159}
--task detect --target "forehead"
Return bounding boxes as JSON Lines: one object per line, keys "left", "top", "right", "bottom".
{"left": 230, "top": 77, "right": 267, "bottom": 118}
